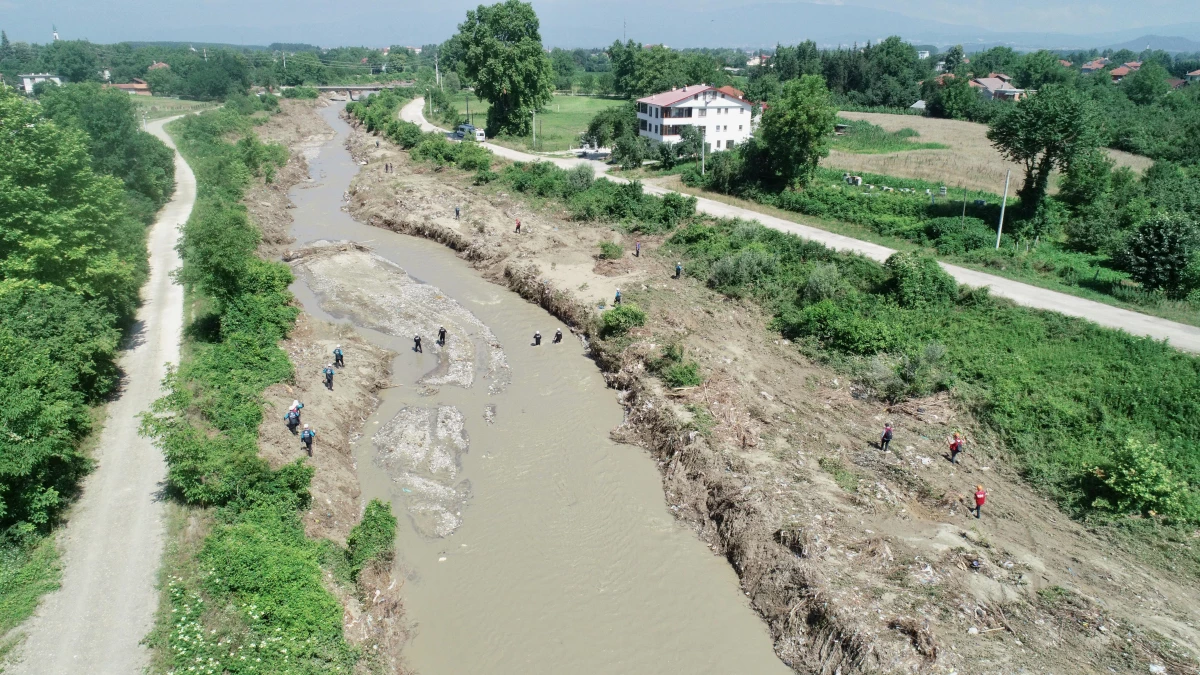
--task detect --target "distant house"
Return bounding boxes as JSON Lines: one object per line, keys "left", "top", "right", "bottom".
{"left": 1059, "top": 59, "right": 1073, "bottom": 68}
{"left": 1109, "top": 66, "right": 1132, "bottom": 82}
{"left": 1081, "top": 58, "right": 1110, "bottom": 74}
{"left": 746, "top": 54, "right": 771, "bottom": 68}
{"left": 972, "top": 76, "right": 1025, "bottom": 101}
{"left": 148, "top": 61, "right": 170, "bottom": 71}
{"left": 717, "top": 85, "right": 746, "bottom": 100}
{"left": 1188, "top": 69, "right": 1200, "bottom": 83}
{"left": 18, "top": 73, "right": 62, "bottom": 94}
{"left": 1166, "top": 78, "right": 1187, "bottom": 90}
{"left": 105, "top": 77, "right": 152, "bottom": 96}
{"left": 1122, "top": 61, "right": 1143, "bottom": 71}
{"left": 910, "top": 99, "right": 927, "bottom": 111}
{"left": 917, "top": 50, "right": 931, "bottom": 59}
{"left": 637, "top": 84, "right": 754, "bottom": 150}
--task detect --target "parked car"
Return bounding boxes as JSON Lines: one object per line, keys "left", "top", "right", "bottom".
{"left": 455, "top": 124, "right": 486, "bottom": 142}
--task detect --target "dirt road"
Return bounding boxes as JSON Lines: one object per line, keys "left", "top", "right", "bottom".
{"left": 7, "top": 117, "right": 190, "bottom": 675}
{"left": 401, "top": 97, "right": 1200, "bottom": 353}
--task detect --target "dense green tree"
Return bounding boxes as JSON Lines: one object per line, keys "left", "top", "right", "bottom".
{"left": 1122, "top": 62, "right": 1171, "bottom": 106}
{"left": 582, "top": 102, "right": 637, "bottom": 148}
{"left": 926, "top": 75, "right": 977, "bottom": 120}
{"left": 456, "top": 0, "right": 554, "bottom": 136}
{"left": 987, "top": 85, "right": 1100, "bottom": 216}
{"left": 970, "top": 46, "right": 1019, "bottom": 76}
{"left": 278, "top": 51, "right": 327, "bottom": 87}
{"left": 1120, "top": 212, "right": 1199, "bottom": 298}
{"left": 1014, "top": 50, "right": 1073, "bottom": 89}
{"left": 44, "top": 40, "right": 100, "bottom": 83}
{"left": 941, "top": 45, "right": 964, "bottom": 74}
{"left": 758, "top": 75, "right": 836, "bottom": 187}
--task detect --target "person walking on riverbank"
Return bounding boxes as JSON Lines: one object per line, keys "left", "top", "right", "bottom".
{"left": 614, "top": 289, "right": 622, "bottom": 305}
{"left": 323, "top": 364, "right": 335, "bottom": 390}
{"left": 675, "top": 262, "right": 683, "bottom": 279}
{"left": 285, "top": 408, "right": 301, "bottom": 434}
{"left": 414, "top": 334, "right": 423, "bottom": 353}
{"left": 455, "top": 206, "right": 460, "bottom": 221}
{"left": 438, "top": 326, "right": 447, "bottom": 345}
{"left": 973, "top": 485, "right": 987, "bottom": 518}
{"left": 534, "top": 331, "right": 542, "bottom": 346}
{"left": 635, "top": 240, "right": 641, "bottom": 257}
{"left": 515, "top": 218, "right": 522, "bottom": 234}
{"left": 880, "top": 423, "right": 893, "bottom": 452}
{"left": 333, "top": 345, "right": 344, "bottom": 367}
{"left": 554, "top": 328, "right": 563, "bottom": 343}
{"left": 949, "top": 432, "right": 964, "bottom": 464}
{"left": 301, "top": 425, "right": 316, "bottom": 456}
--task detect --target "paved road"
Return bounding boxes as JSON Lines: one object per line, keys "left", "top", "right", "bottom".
{"left": 401, "top": 98, "right": 1200, "bottom": 353}
{"left": 8, "top": 117, "right": 190, "bottom": 675}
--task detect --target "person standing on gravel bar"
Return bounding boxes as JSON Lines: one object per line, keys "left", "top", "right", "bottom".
{"left": 880, "top": 423, "right": 893, "bottom": 452}
{"left": 635, "top": 240, "right": 641, "bottom": 257}
{"left": 614, "top": 289, "right": 622, "bottom": 305}
{"left": 301, "top": 424, "right": 316, "bottom": 456}
{"left": 334, "top": 345, "right": 344, "bottom": 367}
{"left": 455, "top": 206, "right": 461, "bottom": 221}
{"left": 675, "top": 262, "right": 683, "bottom": 279}
{"left": 323, "top": 364, "right": 335, "bottom": 389}
{"left": 534, "top": 331, "right": 542, "bottom": 346}
{"left": 973, "top": 485, "right": 987, "bottom": 518}
{"left": 414, "top": 334, "right": 423, "bottom": 353}
{"left": 554, "top": 328, "right": 563, "bottom": 343}
{"left": 438, "top": 326, "right": 447, "bottom": 345}
{"left": 515, "top": 218, "right": 522, "bottom": 234}
{"left": 949, "top": 432, "right": 964, "bottom": 464}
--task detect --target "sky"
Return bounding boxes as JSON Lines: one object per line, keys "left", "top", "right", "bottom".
{"left": 2, "top": 0, "right": 1199, "bottom": 48}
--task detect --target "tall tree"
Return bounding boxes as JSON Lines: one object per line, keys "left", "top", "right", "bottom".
{"left": 1014, "top": 50, "right": 1073, "bottom": 89}
{"left": 1122, "top": 62, "right": 1171, "bottom": 105}
{"left": 45, "top": 40, "right": 100, "bottom": 83}
{"left": 942, "top": 45, "right": 964, "bottom": 74}
{"left": 987, "top": 85, "right": 1100, "bottom": 216}
{"left": 456, "top": 0, "right": 554, "bottom": 136}
{"left": 758, "top": 74, "right": 836, "bottom": 188}
{"left": 1120, "top": 212, "right": 1199, "bottom": 298}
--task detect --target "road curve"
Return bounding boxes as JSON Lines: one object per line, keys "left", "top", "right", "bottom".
{"left": 8, "top": 117, "right": 190, "bottom": 675}
{"left": 400, "top": 97, "right": 1200, "bottom": 353}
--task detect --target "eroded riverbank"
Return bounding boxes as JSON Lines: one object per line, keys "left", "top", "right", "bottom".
{"left": 284, "top": 102, "right": 790, "bottom": 673}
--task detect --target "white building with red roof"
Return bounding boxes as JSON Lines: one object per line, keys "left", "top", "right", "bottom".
{"left": 636, "top": 84, "right": 754, "bottom": 150}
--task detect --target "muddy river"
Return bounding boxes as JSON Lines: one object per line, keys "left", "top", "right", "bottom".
{"left": 286, "top": 103, "right": 790, "bottom": 674}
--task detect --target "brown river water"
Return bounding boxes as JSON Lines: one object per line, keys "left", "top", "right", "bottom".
{"left": 287, "top": 103, "right": 791, "bottom": 674}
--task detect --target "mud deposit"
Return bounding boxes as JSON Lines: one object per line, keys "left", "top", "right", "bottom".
{"left": 283, "top": 103, "right": 791, "bottom": 674}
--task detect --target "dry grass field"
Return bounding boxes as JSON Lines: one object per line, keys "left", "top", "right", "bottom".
{"left": 823, "top": 111, "right": 1153, "bottom": 195}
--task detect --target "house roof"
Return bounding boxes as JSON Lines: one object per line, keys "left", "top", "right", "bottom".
{"left": 1123, "top": 61, "right": 1142, "bottom": 70}
{"left": 974, "top": 77, "right": 1016, "bottom": 91}
{"left": 1059, "top": 60, "right": 1073, "bottom": 67}
{"left": 1167, "top": 78, "right": 1186, "bottom": 89}
{"left": 1110, "top": 66, "right": 1132, "bottom": 77}
{"left": 148, "top": 61, "right": 170, "bottom": 70}
{"left": 717, "top": 85, "right": 745, "bottom": 100}
{"left": 1188, "top": 69, "right": 1200, "bottom": 76}
{"left": 638, "top": 84, "right": 752, "bottom": 108}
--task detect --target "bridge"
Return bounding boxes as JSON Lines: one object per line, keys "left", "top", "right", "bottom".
{"left": 281, "top": 82, "right": 414, "bottom": 100}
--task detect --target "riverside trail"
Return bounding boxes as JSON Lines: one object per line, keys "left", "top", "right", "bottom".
{"left": 6, "top": 117, "right": 190, "bottom": 675}
{"left": 400, "top": 97, "right": 1200, "bottom": 353}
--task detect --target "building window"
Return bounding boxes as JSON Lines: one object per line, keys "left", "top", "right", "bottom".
{"left": 699, "top": 109, "right": 706, "bottom": 117}
{"left": 716, "top": 140, "right": 722, "bottom": 148}
{"left": 739, "top": 125, "right": 743, "bottom": 131}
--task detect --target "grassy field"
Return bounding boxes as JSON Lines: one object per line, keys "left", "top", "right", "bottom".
{"left": 830, "top": 118, "right": 948, "bottom": 154}
{"left": 451, "top": 94, "right": 624, "bottom": 153}
{"left": 824, "top": 111, "right": 1153, "bottom": 194}
{"left": 130, "top": 96, "right": 216, "bottom": 121}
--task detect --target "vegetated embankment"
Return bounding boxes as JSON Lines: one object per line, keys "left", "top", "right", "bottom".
{"left": 139, "top": 97, "right": 409, "bottom": 675}
{"left": 342, "top": 94, "right": 1200, "bottom": 675}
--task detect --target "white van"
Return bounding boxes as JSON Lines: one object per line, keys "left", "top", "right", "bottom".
{"left": 456, "top": 124, "right": 486, "bottom": 142}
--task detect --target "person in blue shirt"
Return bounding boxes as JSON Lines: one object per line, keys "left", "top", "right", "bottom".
{"left": 333, "top": 345, "right": 344, "bottom": 367}
{"left": 285, "top": 408, "right": 301, "bottom": 434}
{"left": 675, "top": 262, "right": 683, "bottom": 279}
{"left": 323, "top": 364, "right": 335, "bottom": 389}
{"left": 300, "top": 424, "right": 316, "bottom": 456}
{"left": 614, "top": 289, "right": 622, "bottom": 305}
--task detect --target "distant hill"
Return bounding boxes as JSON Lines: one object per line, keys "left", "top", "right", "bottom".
{"left": 1103, "top": 35, "right": 1200, "bottom": 53}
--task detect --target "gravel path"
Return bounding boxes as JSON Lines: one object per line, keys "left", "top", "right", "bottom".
{"left": 7, "top": 116, "right": 191, "bottom": 675}
{"left": 400, "top": 98, "right": 1200, "bottom": 353}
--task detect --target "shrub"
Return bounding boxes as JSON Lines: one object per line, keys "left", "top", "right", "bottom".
{"left": 474, "top": 168, "right": 499, "bottom": 185}
{"left": 346, "top": 499, "right": 397, "bottom": 580}
{"left": 803, "top": 262, "right": 846, "bottom": 302}
{"left": 1092, "top": 439, "right": 1195, "bottom": 519}
{"left": 1120, "top": 212, "right": 1199, "bottom": 299}
{"left": 884, "top": 252, "right": 958, "bottom": 307}
{"left": 598, "top": 241, "right": 624, "bottom": 259}
{"left": 565, "top": 164, "right": 595, "bottom": 195}
{"left": 454, "top": 141, "right": 492, "bottom": 171}
{"left": 661, "top": 361, "right": 704, "bottom": 387}
{"left": 600, "top": 304, "right": 646, "bottom": 337}
{"left": 707, "top": 248, "right": 779, "bottom": 294}
{"left": 282, "top": 86, "right": 320, "bottom": 99}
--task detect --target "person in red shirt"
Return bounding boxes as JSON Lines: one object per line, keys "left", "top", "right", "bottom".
{"left": 949, "top": 432, "right": 964, "bottom": 464}
{"left": 973, "top": 485, "right": 987, "bottom": 519}
{"left": 515, "top": 218, "right": 522, "bottom": 233}
{"left": 880, "top": 423, "right": 894, "bottom": 453}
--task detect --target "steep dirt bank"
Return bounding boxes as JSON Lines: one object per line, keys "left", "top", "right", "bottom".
{"left": 244, "top": 100, "right": 410, "bottom": 668}
{"left": 335, "top": 105, "right": 1200, "bottom": 675}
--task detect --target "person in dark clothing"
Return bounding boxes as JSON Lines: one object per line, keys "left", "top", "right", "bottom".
{"left": 534, "top": 331, "right": 542, "bottom": 346}
{"left": 635, "top": 240, "right": 641, "bottom": 257}
{"left": 454, "top": 206, "right": 461, "bottom": 220}
{"left": 414, "top": 334, "right": 423, "bottom": 353}
{"left": 553, "top": 329, "right": 563, "bottom": 343}
{"left": 285, "top": 408, "right": 301, "bottom": 434}
{"left": 333, "top": 345, "right": 344, "bottom": 367}
{"left": 880, "top": 423, "right": 893, "bottom": 452}
{"left": 438, "top": 326, "right": 447, "bottom": 345}
{"left": 614, "top": 289, "right": 622, "bottom": 305}
{"left": 323, "top": 364, "right": 335, "bottom": 389}
{"left": 675, "top": 262, "right": 683, "bottom": 279}
{"left": 949, "top": 432, "right": 964, "bottom": 464}
{"left": 515, "top": 219, "right": 522, "bottom": 233}
{"left": 301, "top": 424, "right": 316, "bottom": 456}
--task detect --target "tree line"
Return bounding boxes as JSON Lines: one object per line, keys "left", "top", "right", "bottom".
{"left": 0, "top": 83, "right": 174, "bottom": 561}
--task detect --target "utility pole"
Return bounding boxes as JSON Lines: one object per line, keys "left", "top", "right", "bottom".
{"left": 465, "top": 92, "right": 470, "bottom": 126}
{"left": 960, "top": 185, "right": 967, "bottom": 229}
{"left": 995, "top": 169, "right": 1011, "bottom": 249}
{"left": 203, "top": 47, "right": 208, "bottom": 63}
{"left": 532, "top": 110, "right": 536, "bottom": 150}
{"left": 435, "top": 50, "right": 440, "bottom": 87}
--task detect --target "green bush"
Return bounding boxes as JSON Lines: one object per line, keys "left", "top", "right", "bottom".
{"left": 1091, "top": 439, "right": 1196, "bottom": 519}
{"left": 474, "top": 168, "right": 499, "bottom": 185}
{"left": 282, "top": 86, "right": 320, "bottom": 99}
{"left": 600, "top": 304, "right": 646, "bottom": 337}
{"left": 661, "top": 361, "right": 704, "bottom": 387}
{"left": 884, "top": 252, "right": 958, "bottom": 307}
{"left": 345, "top": 499, "right": 397, "bottom": 581}
{"left": 598, "top": 241, "right": 624, "bottom": 259}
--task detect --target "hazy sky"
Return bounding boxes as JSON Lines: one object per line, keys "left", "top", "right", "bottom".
{"left": 2, "top": 0, "right": 1198, "bottom": 47}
